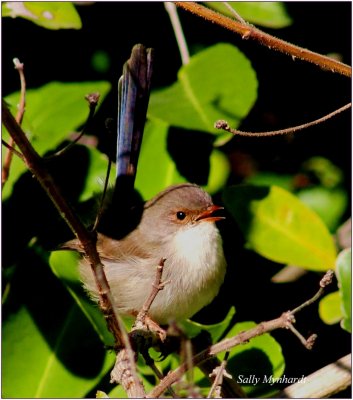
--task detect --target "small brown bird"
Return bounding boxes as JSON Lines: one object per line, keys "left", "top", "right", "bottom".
{"left": 64, "top": 183, "right": 226, "bottom": 324}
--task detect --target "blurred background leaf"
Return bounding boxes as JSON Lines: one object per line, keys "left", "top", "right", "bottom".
{"left": 2, "top": 1, "right": 82, "bottom": 30}
{"left": 204, "top": 2, "right": 292, "bottom": 28}
{"left": 336, "top": 248, "right": 351, "bottom": 332}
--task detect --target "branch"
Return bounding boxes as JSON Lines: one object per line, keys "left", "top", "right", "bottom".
{"left": 147, "top": 270, "right": 334, "bottom": 398}
{"left": 174, "top": 2, "right": 351, "bottom": 78}
{"left": 215, "top": 102, "right": 351, "bottom": 137}
{"left": 276, "top": 354, "right": 351, "bottom": 398}
{"left": 134, "top": 258, "right": 168, "bottom": 327}
{"left": 165, "top": 2, "right": 190, "bottom": 65}
{"left": 2, "top": 58, "right": 26, "bottom": 188}
{"left": 207, "top": 352, "right": 231, "bottom": 398}
{"left": 2, "top": 101, "right": 145, "bottom": 397}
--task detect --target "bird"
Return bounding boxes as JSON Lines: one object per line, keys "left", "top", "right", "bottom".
{"left": 64, "top": 182, "right": 226, "bottom": 324}
{"left": 63, "top": 44, "right": 226, "bottom": 325}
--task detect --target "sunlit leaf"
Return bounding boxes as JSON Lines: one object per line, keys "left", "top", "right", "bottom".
{"left": 319, "top": 291, "right": 342, "bottom": 325}
{"left": 223, "top": 185, "right": 337, "bottom": 270}
{"left": 336, "top": 248, "right": 351, "bottom": 332}
{"left": 148, "top": 43, "right": 257, "bottom": 145}
{"left": 2, "top": 2, "right": 82, "bottom": 29}
{"left": 3, "top": 81, "right": 111, "bottom": 200}
{"left": 205, "top": 149, "right": 231, "bottom": 194}
{"left": 204, "top": 2, "right": 292, "bottom": 28}
{"left": 135, "top": 120, "right": 186, "bottom": 200}
{"left": 135, "top": 120, "right": 230, "bottom": 200}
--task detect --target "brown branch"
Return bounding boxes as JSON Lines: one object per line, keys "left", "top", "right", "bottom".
{"left": 2, "top": 101, "right": 145, "bottom": 397}
{"left": 1, "top": 139, "right": 25, "bottom": 161}
{"left": 215, "top": 102, "right": 351, "bottom": 137}
{"left": 207, "top": 352, "right": 231, "bottom": 398}
{"left": 135, "top": 258, "right": 168, "bottom": 326}
{"left": 174, "top": 2, "right": 351, "bottom": 77}
{"left": 147, "top": 270, "right": 334, "bottom": 398}
{"left": 2, "top": 58, "right": 26, "bottom": 188}
{"left": 276, "top": 353, "right": 351, "bottom": 398}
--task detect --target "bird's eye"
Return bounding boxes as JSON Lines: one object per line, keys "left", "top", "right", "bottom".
{"left": 176, "top": 211, "right": 186, "bottom": 220}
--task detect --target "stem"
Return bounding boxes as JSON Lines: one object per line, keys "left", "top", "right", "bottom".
{"left": 215, "top": 102, "right": 351, "bottom": 137}
{"left": 165, "top": 2, "right": 190, "bottom": 65}
{"left": 175, "top": 2, "right": 351, "bottom": 78}
{"left": 2, "top": 58, "right": 26, "bottom": 188}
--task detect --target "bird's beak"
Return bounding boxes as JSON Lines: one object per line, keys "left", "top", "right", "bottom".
{"left": 195, "top": 205, "right": 225, "bottom": 223}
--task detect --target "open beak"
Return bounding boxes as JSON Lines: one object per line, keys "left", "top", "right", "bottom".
{"left": 195, "top": 205, "right": 225, "bottom": 223}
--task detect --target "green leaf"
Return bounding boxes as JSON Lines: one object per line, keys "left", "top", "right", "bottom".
{"left": 205, "top": 149, "right": 231, "bottom": 194}
{"left": 297, "top": 187, "right": 347, "bottom": 231}
{"left": 226, "top": 321, "right": 285, "bottom": 396}
{"left": 148, "top": 43, "right": 257, "bottom": 145}
{"left": 3, "top": 304, "right": 115, "bottom": 398}
{"left": 223, "top": 185, "right": 337, "bottom": 270}
{"left": 180, "top": 306, "right": 236, "bottom": 342}
{"left": 3, "top": 250, "right": 115, "bottom": 398}
{"left": 135, "top": 120, "right": 230, "bottom": 200}
{"left": 319, "top": 291, "right": 342, "bottom": 325}
{"left": 3, "top": 81, "right": 111, "bottom": 200}
{"left": 80, "top": 146, "right": 115, "bottom": 202}
{"left": 303, "top": 156, "right": 343, "bottom": 188}
{"left": 336, "top": 248, "right": 352, "bottom": 332}
{"left": 49, "top": 251, "right": 115, "bottom": 346}
{"left": 246, "top": 172, "right": 294, "bottom": 192}
{"left": 204, "top": 2, "right": 292, "bottom": 28}
{"left": 2, "top": 2, "right": 82, "bottom": 29}
{"left": 135, "top": 120, "right": 186, "bottom": 200}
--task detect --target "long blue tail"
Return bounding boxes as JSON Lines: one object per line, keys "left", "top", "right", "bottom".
{"left": 115, "top": 44, "right": 154, "bottom": 199}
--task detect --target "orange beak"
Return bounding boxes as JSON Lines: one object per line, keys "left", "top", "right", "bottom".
{"left": 195, "top": 205, "right": 225, "bottom": 223}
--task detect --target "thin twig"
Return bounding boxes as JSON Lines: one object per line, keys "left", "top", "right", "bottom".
{"left": 175, "top": 2, "right": 351, "bottom": 77}
{"left": 291, "top": 269, "right": 334, "bottom": 314}
{"left": 2, "top": 101, "right": 145, "bottom": 397}
{"left": 207, "top": 352, "right": 231, "bottom": 398}
{"left": 222, "top": 2, "right": 248, "bottom": 25}
{"left": 91, "top": 157, "right": 112, "bottom": 232}
{"left": 147, "top": 270, "right": 333, "bottom": 398}
{"left": 45, "top": 92, "right": 100, "bottom": 160}
{"left": 2, "top": 58, "right": 26, "bottom": 188}
{"left": 13, "top": 58, "right": 26, "bottom": 125}
{"left": 1, "top": 139, "right": 25, "bottom": 160}
{"left": 142, "top": 351, "right": 178, "bottom": 398}
{"left": 165, "top": 2, "right": 190, "bottom": 65}
{"left": 215, "top": 102, "right": 351, "bottom": 137}
{"left": 135, "top": 258, "right": 167, "bottom": 326}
